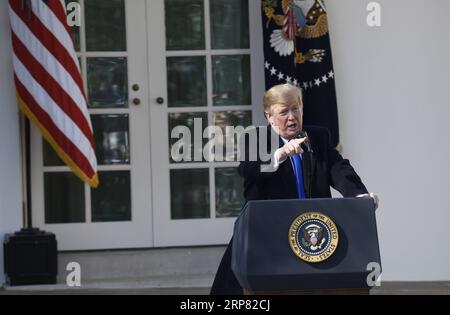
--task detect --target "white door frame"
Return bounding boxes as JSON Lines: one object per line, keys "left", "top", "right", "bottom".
{"left": 147, "top": 0, "right": 265, "bottom": 247}
{"left": 31, "top": 0, "right": 153, "bottom": 251}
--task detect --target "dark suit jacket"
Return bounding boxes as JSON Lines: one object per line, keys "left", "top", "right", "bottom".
{"left": 238, "top": 125, "right": 368, "bottom": 200}
{"left": 210, "top": 126, "right": 369, "bottom": 295}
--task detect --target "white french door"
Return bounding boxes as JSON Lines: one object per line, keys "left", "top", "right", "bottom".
{"left": 31, "top": 0, "right": 264, "bottom": 250}
{"left": 148, "top": 0, "right": 264, "bottom": 247}
{"left": 31, "top": 0, "right": 152, "bottom": 250}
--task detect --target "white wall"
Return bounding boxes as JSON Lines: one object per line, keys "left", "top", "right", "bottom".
{"left": 327, "top": 0, "right": 450, "bottom": 280}
{"left": 0, "top": 1, "right": 23, "bottom": 286}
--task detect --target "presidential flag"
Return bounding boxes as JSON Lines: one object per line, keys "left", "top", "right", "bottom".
{"left": 8, "top": 0, "right": 98, "bottom": 187}
{"left": 262, "top": 0, "right": 340, "bottom": 147}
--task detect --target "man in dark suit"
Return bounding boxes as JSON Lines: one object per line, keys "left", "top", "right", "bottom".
{"left": 210, "top": 84, "right": 378, "bottom": 295}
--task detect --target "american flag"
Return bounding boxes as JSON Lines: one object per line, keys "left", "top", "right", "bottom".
{"left": 8, "top": 0, "right": 98, "bottom": 188}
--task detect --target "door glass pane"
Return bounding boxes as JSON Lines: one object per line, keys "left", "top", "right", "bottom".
{"left": 91, "top": 171, "right": 131, "bottom": 222}
{"left": 65, "top": 0, "right": 80, "bottom": 51}
{"left": 92, "top": 114, "right": 130, "bottom": 165}
{"left": 215, "top": 167, "right": 244, "bottom": 218}
{"left": 212, "top": 55, "right": 251, "bottom": 106}
{"left": 45, "top": 173, "right": 85, "bottom": 224}
{"left": 165, "top": 0, "right": 205, "bottom": 50}
{"left": 72, "top": 26, "right": 80, "bottom": 52}
{"left": 169, "top": 112, "right": 208, "bottom": 163}
{"left": 213, "top": 111, "right": 252, "bottom": 161}
{"left": 171, "top": 169, "right": 209, "bottom": 219}
{"left": 85, "top": 0, "right": 126, "bottom": 51}
{"left": 167, "top": 56, "right": 206, "bottom": 107}
{"left": 210, "top": 0, "right": 249, "bottom": 49}
{"left": 87, "top": 57, "right": 128, "bottom": 108}
{"left": 43, "top": 140, "right": 64, "bottom": 166}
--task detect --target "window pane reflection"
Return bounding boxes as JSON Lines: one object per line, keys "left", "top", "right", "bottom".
{"left": 213, "top": 55, "right": 251, "bottom": 106}
{"left": 215, "top": 167, "right": 244, "bottom": 218}
{"left": 91, "top": 171, "right": 131, "bottom": 222}
{"left": 210, "top": 0, "right": 249, "bottom": 49}
{"left": 45, "top": 172, "right": 85, "bottom": 224}
{"left": 92, "top": 114, "right": 130, "bottom": 165}
{"left": 87, "top": 57, "right": 128, "bottom": 108}
{"left": 85, "top": 0, "right": 126, "bottom": 51}
{"left": 167, "top": 56, "right": 206, "bottom": 107}
{"left": 165, "top": 0, "right": 205, "bottom": 50}
{"left": 171, "top": 169, "right": 210, "bottom": 219}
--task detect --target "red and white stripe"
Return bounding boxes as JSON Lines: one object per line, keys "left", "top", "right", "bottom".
{"left": 8, "top": 0, "right": 98, "bottom": 187}
{"left": 284, "top": 4, "right": 297, "bottom": 41}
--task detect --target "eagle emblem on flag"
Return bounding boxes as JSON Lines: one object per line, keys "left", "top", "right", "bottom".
{"left": 263, "top": 0, "right": 329, "bottom": 64}
{"left": 261, "top": 0, "right": 340, "bottom": 147}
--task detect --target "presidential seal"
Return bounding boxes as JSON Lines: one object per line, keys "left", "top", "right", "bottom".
{"left": 289, "top": 212, "right": 339, "bottom": 263}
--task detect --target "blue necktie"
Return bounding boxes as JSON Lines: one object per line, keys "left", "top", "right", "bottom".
{"left": 291, "top": 154, "right": 306, "bottom": 199}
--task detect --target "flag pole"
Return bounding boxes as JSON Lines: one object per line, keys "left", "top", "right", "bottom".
{"left": 24, "top": 118, "right": 33, "bottom": 229}
{"left": 18, "top": 110, "right": 36, "bottom": 232}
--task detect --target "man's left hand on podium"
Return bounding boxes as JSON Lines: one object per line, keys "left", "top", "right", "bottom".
{"left": 356, "top": 192, "right": 379, "bottom": 210}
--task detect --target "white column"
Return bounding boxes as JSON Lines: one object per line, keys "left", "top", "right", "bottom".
{"left": 0, "top": 1, "right": 23, "bottom": 286}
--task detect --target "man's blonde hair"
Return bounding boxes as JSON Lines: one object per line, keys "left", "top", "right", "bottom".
{"left": 263, "top": 83, "right": 303, "bottom": 114}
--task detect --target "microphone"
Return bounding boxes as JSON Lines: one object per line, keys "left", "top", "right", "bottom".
{"left": 297, "top": 131, "right": 313, "bottom": 153}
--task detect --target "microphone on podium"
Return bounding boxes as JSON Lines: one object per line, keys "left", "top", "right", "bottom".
{"left": 297, "top": 131, "right": 313, "bottom": 153}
